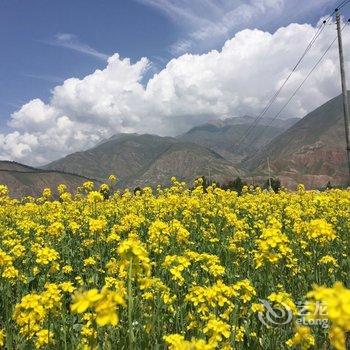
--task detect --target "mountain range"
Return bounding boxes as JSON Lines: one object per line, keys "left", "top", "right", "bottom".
{"left": 244, "top": 93, "right": 349, "bottom": 188}
{"left": 0, "top": 161, "right": 97, "bottom": 198}
{"left": 178, "top": 116, "right": 298, "bottom": 162}
{"left": 43, "top": 134, "right": 242, "bottom": 188}
{"left": 0, "top": 93, "right": 349, "bottom": 197}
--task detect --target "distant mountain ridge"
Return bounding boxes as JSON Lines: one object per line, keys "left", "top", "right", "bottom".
{"left": 178, "top": 116, "right": 298, "bottom": 162}
{"left": 0, "top": 160, "right": 39, "bottom": 172}
{"left": 244, "top": 93, "right": 350, "bottom": 188}
{"left": 1, "top": 94, "right": 349, "bottom": 196}
{"left": 0, "top": 161, "right": 99, "bottom": 198}
{"left": 204, "top": 115, "right": 299, "bottom": 128}
{"left": 43, "top": 134, "right": 242, "bottom": 188}
{"left": 42, "top": 95, "right": 350, "bottom": 189}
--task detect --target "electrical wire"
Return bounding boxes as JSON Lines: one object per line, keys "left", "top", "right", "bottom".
{"left": 234, "top": 1, "right": 347, "bottom": 151}
{"left": 248, "top": 22, "right": 349, "bottom": 175}
{"left": 251, "top": 22, "right": 348, "bottom": 152}
{"left": 234, "top": 21, "right": 327, "bottom": 150}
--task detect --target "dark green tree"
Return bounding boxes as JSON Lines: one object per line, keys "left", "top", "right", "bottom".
{"left": 263, "top": 177, "right": 281, "bottom": 193}
{"left": 221, "top": 177, "right": 246, "bottom": 194}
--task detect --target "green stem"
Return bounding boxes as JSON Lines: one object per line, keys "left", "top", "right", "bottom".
{"left": 128, "top": 259, "right": 135, "bottom": 350}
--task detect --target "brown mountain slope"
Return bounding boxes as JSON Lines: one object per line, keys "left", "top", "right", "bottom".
{"left": 0, "top": 160, "right": 39, "bottom": 172}
{"left": 44, "top": 134, "right": 242, "bottom": 188}
{"left": 0, "top": 161, "right": 98, "bottom": 198}
{"left": 44, "top": 134, "right": 177, "bottom": 181}
{"left": 244, "top": 93, "right": 350, "bottom": 188}
{"left": 178, "top": 117, "right": 298, "bottom": 162}
{"left": 133, "top": 141, "right": 241, "bottom": 188}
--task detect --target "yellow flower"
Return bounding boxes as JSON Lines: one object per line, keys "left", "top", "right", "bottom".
{"left": 203, "top": 315, "right": 231, "bottom": 346}
{"left": 329, "top": 326, "right": 346, "bottom": 350}
{"left": 2, "top": 265, "right": 19, "bottom": 279}
{"left": 10, "top": 244, "right": 25, "bottom": 257}
{"left": 13, "top": 284, "right": 61, "bottom": 340}
{"left": 163, "top": 334, "right": 214, "bottom": 350}
{"left": 89, "top": 218, "right": 106, "bottom": 233}
{"left": 254, "top": 227, "right": 296, "bottom": 270}
{"left": 57, "top": 184, "right": 67, "bottom": 194}
{"left": 0, "top": 179, "right": 349, "bottom": 348}
{"left": 286, "top": 326, "right": 315, "bottom": 349}
{"left": 71, "top": 287, "right": 125, "bottom": 327}
{"left": 0, "top": 329, "right": 5, "bottom": 347}
{"left": 0, "top": 250, "right": 12, "bottom": 266}
{"left": 268, "top": 291, "right": 297, "bottom": 314}
{"left": 251, "top": 302, "right": 264, "bottom": 313}
{"left": 306, "top": 219, "right": 336, "bottom": 244}
{"left": 117, "top": 235, "right": 151, "bottom": 278}
{"left": 0, "top": 184, "right": 9, "bottom": 197}
{"left": 83, "top": 181, "right": 94, "bottom": 192}
{"left": 62, "top": 265, "right": 73, "bottom": 274}
{"left": 307, "top": 282, "right": 350, "bottom": 350}
{"left": 108, "top": 174, "right": 117, "bottom": 183}
{"left": 100, "top": 183, "right": 109, "bottom": 192}
{"left": 60, "top": 281, "right": 76, "bottom": 293}
{"left": 87, "top": 191, "right": 103, "bottom": 203}
{"left": 71, "top": 289, "right": 102, "bottom": 313}
{"left": 83, "top": 257, "right": 96, "bottom": 267}
{"left": 95, "top": 288, "right": 125, "bottom": 326}
{"left": 35, "top": 246, "right": 59, "bottom": 265}
{"left": 42, "top": 188, "right": 52, "bottom": 199}
{"left": 60, "top": 192, "right": 72, "bottom": 202}
{"left": 35, "top": 329, "right": 54, "bottom": 349}
{"left": 75, "top": 276, "right": 84, "bottom": 286}
{"left": 319, "top": 255, "right": 338, "bottom": 266}
{"left": 232, "top": 325, "right": 245, "bottom": 342}
{"left": 47, "top": 222, "right": 64, "bottom": 237}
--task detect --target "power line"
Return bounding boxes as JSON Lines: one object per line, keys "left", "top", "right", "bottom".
{"left": 252, "top": 22, "right": 348, "bottom": 149}
{"left": 234, "top": 21, "right": 327, "bottom": 151}
{"left": 251, "top": 22, "right": 349, "bottom": 175}
{"left": 338, "top": 0, "right": 350, "bottom": 10}
{"left": 235, "top": 1, "right": 347, "bottom": 151}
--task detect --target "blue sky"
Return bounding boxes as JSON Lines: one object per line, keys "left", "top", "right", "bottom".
{"left": 1, "top": 0, "right": 350, "bottom": 164}
{"left": 0, "top": 0, "right": 174, "bottom": 126}
{"left": 0, "top": 0, "right": 346, "bottom": 125}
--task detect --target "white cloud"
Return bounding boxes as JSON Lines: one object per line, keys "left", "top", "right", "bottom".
{"left": 1, "top": 18, "right": 349, "bottom": 165}
{"left": 22, "top": 73, "right": 64, "bottom": 84}
{"left": 0, "top": 132, "right": 38, "bottom": 159}
{"left": 42, "top": 33, "right": 109, "bottom": 61}
{"left": 137, "top": 0, "right": 337, "bottom": 54}
{"left": 170, "top": 39, "right": 192, "bottom": 55}
{"left": 9, "top": 99, "right": 58, "bottom": 131}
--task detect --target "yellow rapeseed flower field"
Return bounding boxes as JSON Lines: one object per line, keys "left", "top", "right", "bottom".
{"left": 0, "top": 179, "right": 349, "bottom": 349}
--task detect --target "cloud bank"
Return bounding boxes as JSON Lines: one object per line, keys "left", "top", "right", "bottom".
{"left": 1, "top": 19, "right": 349, "bottom": 165}
{"left": 137, "top": 0, "right": 337, "bottom": 54}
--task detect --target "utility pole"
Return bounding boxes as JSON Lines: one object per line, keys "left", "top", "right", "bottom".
{"left": 336, "top": 9, "right": 350, "bottom": 182}
{"left": 207, "top": 164, "right": 211, "bottom": 184}
{"left": 267, "top": 157, "right": 272, "bottom": 190}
